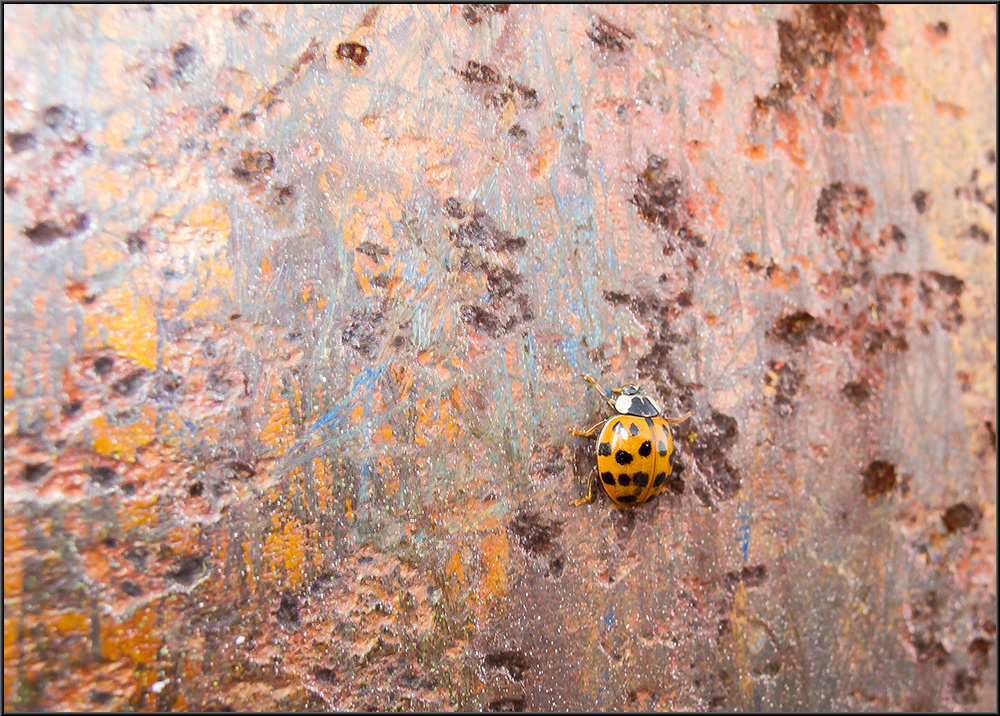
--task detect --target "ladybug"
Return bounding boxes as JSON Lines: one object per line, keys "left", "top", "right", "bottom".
{"left": 571, "top": 374, "right": 691, "bottom": 507}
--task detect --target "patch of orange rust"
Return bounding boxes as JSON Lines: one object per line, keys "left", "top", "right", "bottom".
{"left": 475, "top": 532, "right": 510, "bottom": 620}
{"left": 101, "top": 604, "right": 162, "bottom": 663}
{"left": 83, "top": 285, "right": 158, "bottom": 370}
{"left": 90, "top": 404, "right": 158, "bottom": 461}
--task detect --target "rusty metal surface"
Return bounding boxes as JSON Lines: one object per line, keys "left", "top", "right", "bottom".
{"left": 3, "top": 4, "right": 996, "bottom": 712}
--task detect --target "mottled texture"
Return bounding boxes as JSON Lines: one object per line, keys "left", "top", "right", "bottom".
{"left": 3, "top": 4, "right": 996, "bottom": 712}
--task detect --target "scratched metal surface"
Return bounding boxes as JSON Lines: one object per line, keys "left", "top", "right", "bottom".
{"left": 3, "top": 4, "right": 996, "bottom": 712}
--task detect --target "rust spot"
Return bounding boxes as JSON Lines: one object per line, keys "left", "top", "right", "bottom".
{"left": 484, "top": 650, "right": 531, "bottom": 681}
{"left": 911, "top": 189, "right": 930, "bottom": 215}
{"left": 460, "top": 60, "right": 503, "bottom": 85}
{"left": 842, "top": 380, "right": 872, "bottom": 406}
{"left": 587, "top": 15, "right": 634, "bottom": 52}
{"left": 724, "top": 564, "right": 768, "bottom": 590}
{"left": 488, "top": 696, "right": 526, "bottom": 712}
{"left": 233, "top": 150, "right": 275, "bottom": 182}
{"left": 861, "top": 460, "right": 897, "bottom": 498}
{"left": 276, "top": 593, "right": 301, "bottom": 630}
{"left": 6, "top": 130, "right": 36, "bottom": 153}
{"left": 506, "top": 510, "right": 562, "bottom": 554}
{"left": 462, "top": 4, "right": 510, "bottom": 26}
{"left": 633, "top": 155, "right": 686, "bottom": 233}
{"left": 769, "top": 311, "right": 819, "bottom": 347}
{"left": 171, "top": 42, "right": 197, "bottom": 76}
{"left": 336, "top": 41, "right": 369, "bottom": 67}
{"left": 941, "top": 502, "right": 982, "bottom": 533}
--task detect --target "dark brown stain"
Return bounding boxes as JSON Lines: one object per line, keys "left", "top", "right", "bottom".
{"left": 6, "top": 130, "right": 36, "bottom": 153}
{"left": 232, "top": 150, "right": 275, "bottom": 182}
{"left": 861, "top": 459, "right": 897, "bottom": 498}
{"left": 933, "top": 20, "right": 949, "bottom": 36}
{"left": 842, "top": 380, "right": 872, "bottom": 406}
{"left": 451, "top": 207, "right": 527, "bottom": 252}
{"left": 24, "top": 215, "right": 88, "bottom": 246}
{"left": 167, "top": 554, "right": 206, "bottom": 586}
{"left": 633, "top": 155, "right": 687, "bottom": 233}
{"left": 124, "top": 231, "right": 147, "bottom": 254}
{"left": 777, "top": 5, "right": 885, "bottom": 85}
{"left": 111, "top": 370, "right": 147, "bottom": 397}
{"left": 42, "top": 105, "right": 73, "bottom": 131}
{"left": 462, "top": 4, "right": 510, "bottom": 26}
{"left": 171, "top": 42, "right": 197, "bottom": 76}
{"left": 587, "top": 15, "right": 634, "bottom": 52}
{"left": 274, "top": 185, "right": 295, "bottom": 205}
{"left": 941, "top": 502, "right": 982, "bottom": 533}
{"left": 276, "top": 592, "right": 301, "bottom": 630}
{"left": 355, "top": 241, "right": 391, "bottom": 262}
{"left": 336, "top": 42, "right": 369, "bottom": 67}
{"left": 506, "top": 510, "right": 562, "bottom": 554}
{"left": 961, "top": 224, "right": 990, "bottom": 242}
{"left": 487, "top": 696, "right": 526, "bottom": 712}
{"left": 458, "top": 61, "right": 539, "bottom": 109}
{"left": 22, "top": 462, "right": 51, "bottom": 483}
{"left": 766, "top": 360, "right": 804, "bottom": 415}
{"left": 815, "top": 181, "right": 873, "bottom": 238}
{"left": 484, "top": 650, "right": 531, "bottom": 681}
{"left": 911, "top": 189, "right": 930, "bottom": 214}
{"left": 769, "top": 311, "right": 820, "bottom": 348}
{"left": 342, "top": 310, "right": 386, "bottom": 357}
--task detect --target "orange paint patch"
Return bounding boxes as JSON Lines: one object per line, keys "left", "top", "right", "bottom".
{"left": 83, "top": 286, "right": 158, "bottom": 369}
{"left": 90, "top": 403, "right": 158, "bottom": 461}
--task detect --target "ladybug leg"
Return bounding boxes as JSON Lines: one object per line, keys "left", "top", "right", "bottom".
{"left": 572, "top": 468, "right": 597, "bottom": 506}
{"left": 662, "top": 410, "right": 693, "bottom": 424}
{"left": 569, "top": 418, "right": 609, "bottom": 437}
{"left": 581, "top": 373, "right": 616, "bottom": 410}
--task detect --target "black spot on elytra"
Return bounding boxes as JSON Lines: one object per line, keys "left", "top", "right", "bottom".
{"left": 601, "top": 472, "right": 614, "bottom": 484}
{"left": 22, "top": 462, "right": 51, "bottom": 482}
{"left": 488, "top": 697, "right": 526, "bottom": 712}
{"left": 638, "top": 440, "right": 652, "bottom": 457}
{"left": 276, "top": 592, "right": 300, "bottom": 630}
{"left": 336, "top": 42, "right": 369, "bottom": 67}
{"left": 613, "top": 421, "right": 629, "bottom": 439}
{"left": 653, "top": 472, "right": 666, "bottom": 487}
{"left": 506, "top": 510, "right": 562, "bottom": 554}
{"left": 617, "top": 494, "right": 637, "bottom": 504}
{"left": 628, "top": 422, "right": 640, "bottom": 436}
{"left": 462, "top": 4, "right": 510, "bottom": 26}
{"left": 232, "top": 150, "right": 275, "bottom": 182}
{"left": 861, "top": 460, "right": 897, "bottom": 498}
{"left": 598, "top": 442, "right": 612, "bottom": 457}
{"left": 657, "top": 440, "right": 668, "bottom": 457}
{"left": 6, "top": 130, "right": 36, "bottom": 153}
{"left": 587, "top": 15, "right": 633, "bottom": 52}
{"left": 911, "top": 189, "right": 930, "bottom": 215}
{"left": 615, "top": 450, "right": 633, "bottom": 466}
{"left": 120, "top": 579, "right": 144, "bottom": 597}
{"left": 88, "top": 465, "right": 118, "bottom": 486}
{"left": 484, "top": 650, "right": 531, "bottom": 681}
{"left": 769, "top": 310, "right": 820, "bottom": 347}
{"left": 633, "top": 472, "right": 649, "bottom": 488}
{"left": 941, "top": 502, "right": 982, "bottom": 533}
{"left": 618, "top": 474, "right": 631, "bottom": 487}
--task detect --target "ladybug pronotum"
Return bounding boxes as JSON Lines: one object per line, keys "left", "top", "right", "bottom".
{"left": 571, "top": 373, "right": 691, "bottom": 507}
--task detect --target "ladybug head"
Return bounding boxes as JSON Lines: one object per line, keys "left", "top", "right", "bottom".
{"left": 613, "top": 384, "right": 661, "bottom": 417}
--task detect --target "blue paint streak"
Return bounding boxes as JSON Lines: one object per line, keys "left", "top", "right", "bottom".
{"left": 736, "top": 500, "right": 752, "bottom": 561}
{"left": 603, "top": 602, "right": 614, "bottom": 629}
{"left": 358, "top": 458, "right": 373, "bottom": 505}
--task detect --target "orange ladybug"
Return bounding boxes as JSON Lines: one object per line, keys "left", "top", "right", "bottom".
{"left": 571, "top": 374, "right": 691, "bottom": 507}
